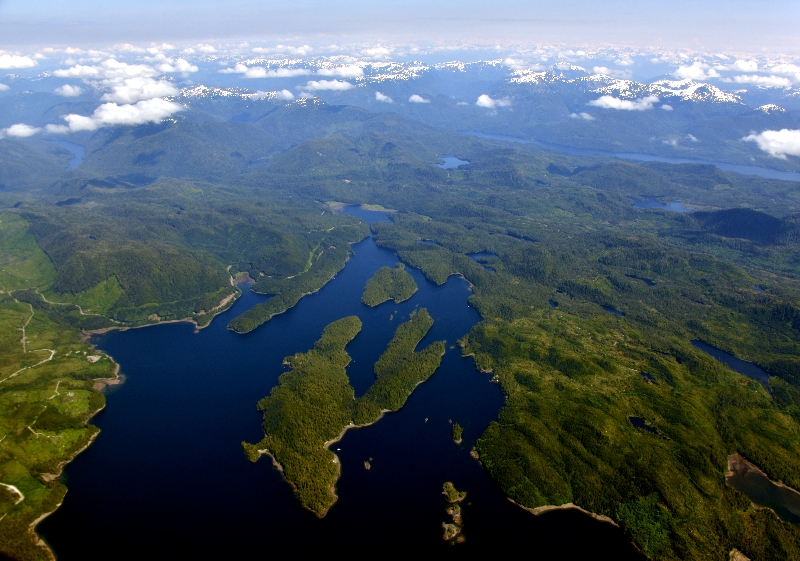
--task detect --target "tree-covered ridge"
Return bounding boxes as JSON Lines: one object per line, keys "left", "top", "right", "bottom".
{"left": 361, "top": 262, "right": 418, "bottom": 307}
{"left": 244, "top": 310, "right": 443, "bottom": 516}
{"left": 0, "top": 216, "right": 117, "bottom": 561}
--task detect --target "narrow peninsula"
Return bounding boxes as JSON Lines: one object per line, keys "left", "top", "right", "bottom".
{"left": 243, "top": 309, "right": 444, "bottom": 516}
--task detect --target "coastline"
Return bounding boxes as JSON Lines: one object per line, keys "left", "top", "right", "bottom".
{"left": 508, "top": 497, "right": 619, "bottom": 526}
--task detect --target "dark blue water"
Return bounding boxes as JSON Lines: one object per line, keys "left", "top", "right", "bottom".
{"left": 49, "top": 140, "right": 84, "bottom": 169}
{"left": 628, "top": 416, "right": 656, "bottom": 433}
{"left": 632, "top": 197, "right": 693, "bottom": 212}
{"left": 626, "top": 274, "right": 656, "bottom": 286}
{"left": 466, "top": 252, "right": 497, "bottom": 271}
{"left": 435, "top": 154, "right": 469, "bottom": 169}
{"left": 39, "top": 207, "right": 642, "bottom": 558}
{"left": 602, "top": 305, "right": 626, "bottom": 316}
{"left": 462, "top": 131, "right": 800, "bottom": 182}
{"left": 691, "top": 340, "right": 772, "bottom": 393}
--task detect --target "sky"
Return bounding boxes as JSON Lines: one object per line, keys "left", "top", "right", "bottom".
{"left": 1, "top": 0, "right": 798, "bottom": 52}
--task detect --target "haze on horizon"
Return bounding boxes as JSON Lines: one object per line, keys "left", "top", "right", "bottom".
{"left": 0, "top": 0, "right": 798, "bottom": 52}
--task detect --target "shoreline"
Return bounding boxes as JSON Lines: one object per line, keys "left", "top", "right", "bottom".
{"left": 508, "top": 497, "right": 619, "bottom": 526}
{"left": 82, "top": 287, "right": 240, "bottom": 341}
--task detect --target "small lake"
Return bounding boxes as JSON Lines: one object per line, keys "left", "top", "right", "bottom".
{"left": 727, "top": 454, "right": 800, "bottom": 524}
{"left": 49, "top": 140, "right": 84, "bottom": 169}
{"left": 628, "top": 416, "right": 656, "bottom": 433}
{"left": 602, "top": 305, "right": 626, "bottom": 316}
{"left": 691, "top": 340, "right": 772, "bottom": 393}
{"left": 466, "top": 252, "right": 497, "bottom": 272}
{"left": 632, "top": 197, "right": 693, "bottom": 213}
{"left": 463, "top": 131, "right": 800, "bottom": 182}
{"left": 39, "top": 207, "right": 642, "bottom": 558}
{"left": 435, "top": 154, "right": 469, "bottom": 169}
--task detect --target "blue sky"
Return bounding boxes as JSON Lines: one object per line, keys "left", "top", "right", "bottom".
{"left": 1, "top": 0, "right": 798, "bottom": 50}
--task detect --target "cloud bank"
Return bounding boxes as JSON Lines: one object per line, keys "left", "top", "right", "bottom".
{"left": 300, "top": 79, "right": 354, "bottom": 91}
{"left": 1, "top": 123, "right": 41, "bottom": 138}
{"left": 46, "top": 98, "right": 183, "bottom": 133}
{"left": 55, "top": 84, "right": 83, "bottom": 97}
{"left": 318, "top": 65, "right": 363, "bottom": 78}
{"left": 220, "top": 64, "right": 311, "bottom": 78}
{"left": 476, "top": 94, "right": 511, "bottom": 108}
{"left": 588, "top": 95, "right": 659, "bottom": 111}
{"left": 673, "top": 62, "right": 720, "bottom": 80}
{"left": 0, "top": 54, "right": 37, "bottom": 69}
{"left": 743, "top": 129, "right": 800, "bottom": 159}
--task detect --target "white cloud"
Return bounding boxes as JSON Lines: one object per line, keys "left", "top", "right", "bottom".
{"left": 743, "top": 129, "right": 800, "bottom": 159}
{"left": 101, "top": 77, "right": 179, "bottom": 103}
{"left": 663, "top": 138, "right": 678, "bottom": 147}
{"left": 0, "top": 54, "right": 37, "bottom": 69}
{"left": 687, "top": 134, "right": 699, "bottom": 142}
{"left": 155, "top": 58, "right": 198, "bottom": 74}
{"left": 194, "top": 44, "right": 217, "bottom": 53}
{"left": 673, "top": 62, "right": 720, "bottom": 80}
{"left": 408, "top": 94, "right": 430, "bottom": 103}
{"left": 456, "top": 101, "right": 469, "bottom": 105}
{"left": 730, "top": 75, "right": 792, "bottom": 88}
{"left": 0, "top": 83, "right": 9, "bottom": 91}
{"left": 54, "top": 84, "right": 83, "bottom": 97}
{"left": 732, "top": 59, "right": 759, "bottom": 72}
{"left": 375, "top": 91, "right": 393, "bottom": 103}
{"left": 615, "top": 58, "right": 634, "bottom": 67}
{"left": 318, "top": 65, "right": 363, "bottom": 79}
{"left": 569, "top": 112, "right": 595, "bottom": 120}
{"left": 220, "top": 64, "right": 311, "bottom": 78}
{"left": 362, "top": 46, "right": 392, "bottom": 58}
{"left": 1, "top": 123, "right": 41, "bottom": 137}
{"left": 476, "top": 94, "right": 511, "bottom": 109}
{"left": 251, "top": 89, "right": 295, "bottom": 101}
{"left": 592, "top": 66, "right": 630, "bottom": 79}
{"left": 661, "top": 104, "right": 673, "bottom": 111}
{"left": 588, "top": 95, "right": 659, "bottom": 111}
{"left": 46, "top": 98, "right": 183, "bottom": 133}
{"left": 300, "top": 79, "right": 354, "bottom": 91}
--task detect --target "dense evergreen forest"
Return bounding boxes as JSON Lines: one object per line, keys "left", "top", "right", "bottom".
{"left": 2, "top": 102, "right": 800, "bottom": 558}
{"left": 361, "top": 262, "right": 417, "bottom": 306}
{"left": 242, "top": 310, "right": 443, "bottom": 515}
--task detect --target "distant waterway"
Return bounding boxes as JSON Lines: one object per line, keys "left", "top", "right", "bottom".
{"left": 462, "top": 131, "right": 800, "bottom": 182}
{"left": 39, "top": 207, "right": 642, "bottom": 558}
{"left": 48, "top": 140, "right": 84, "bottom": 169}
{"left": 691, "top": 340, "right": 772, "bottom": 392}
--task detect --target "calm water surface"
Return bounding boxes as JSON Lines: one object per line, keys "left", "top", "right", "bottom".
{"left": 39, "top": 207, "right": 642, "bottom": 558}
{"left": 48, "top": 141, "right": 84, "bottom": 169}
{"left": 435, "top": 154, "right": 470, "bottom": 169}
{"left": 691, "top": 340, "right": 772, "bottom": 393}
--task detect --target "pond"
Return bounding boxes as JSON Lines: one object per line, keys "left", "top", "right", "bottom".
{"left": 435, "top": 154, "right": 470, "bottom": 169}
{"left": 691, "top": 340, "right": 772, "bottom": 393}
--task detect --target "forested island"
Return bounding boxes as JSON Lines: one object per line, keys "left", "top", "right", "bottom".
{"left": 242, "top": 309, "right": 444, "bottom": 516}
{"left": 361, "top": 263, "right": 417, "bottom": 306}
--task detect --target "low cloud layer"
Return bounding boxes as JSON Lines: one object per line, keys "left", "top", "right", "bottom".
{"left": 101, "top": 77, "right": 178, "bottom": 103}
{"left": 0, "top": 83, "right": 10, "bottom": 91}
{"left": 729, "top": 74, "right": 792, "bottom": 88}
{"left": 55, "top": 84, "right": 83, "bottom": 97}
{"left": 375, "top": 91, "right": 393, "bottom": 103}
{"left": 300, "top": 79, "right": 353, "bottom": 91}
{"left": 46, "top": 98, "right": 183, "bottom": 133}
{"left": 318, "top": 65, "right": 363, "bottom": 79}
{"left": 743, "top": 129, "right": 800, "bottom": 159}
{"left": 476, "top": 94, "right": 511, "bottom": 108}
{"left": 589, "top": 95, "right": 659, "bottom": 111}
{"left": 220, "top": 64, "right": 311, "bottom": 78}
{"left": 408, "top": 94, "right": 430, "bottom": 103}
{"left": 569, "top": 112, "right": 595, "bottom": 120}
{"left": 673, "top": 62, "right": 720, "bottom": 80}
{"left": 0, "top": 54, "right": 37, "bottom": 69}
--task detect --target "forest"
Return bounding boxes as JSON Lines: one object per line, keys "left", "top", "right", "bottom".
{"left": 361, "top": 262, "right": 417, "bottom": 306}
{"left": 1, "top": 103, "right": 800, "bottom": 558}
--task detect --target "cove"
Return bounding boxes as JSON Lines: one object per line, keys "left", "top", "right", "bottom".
{"left": 726, "top": 454, "right": 800, "bottom": 524}
{"left": 38, "top": 207, "right": 642, "bottom": 558}
{"left": 462, "top": 131, "right": 800, "bottom": 182}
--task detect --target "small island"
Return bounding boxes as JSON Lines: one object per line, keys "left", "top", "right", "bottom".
{"left": 442, "top": 482, "right": 467, "bottom": 543}
{"left": 452, "top": 422, "right": 463, "bottom": 444}
{"left": 361, "top": 263, "right": 418, "bottom": 307}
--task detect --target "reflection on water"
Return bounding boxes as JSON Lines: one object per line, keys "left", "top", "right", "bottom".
{"left": 727, "top": 454, "right": 800, "bottom": 524}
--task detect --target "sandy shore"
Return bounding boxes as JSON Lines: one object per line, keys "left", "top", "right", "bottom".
{"left": 509, "top": 498, "right": 619, "bottom": 526}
